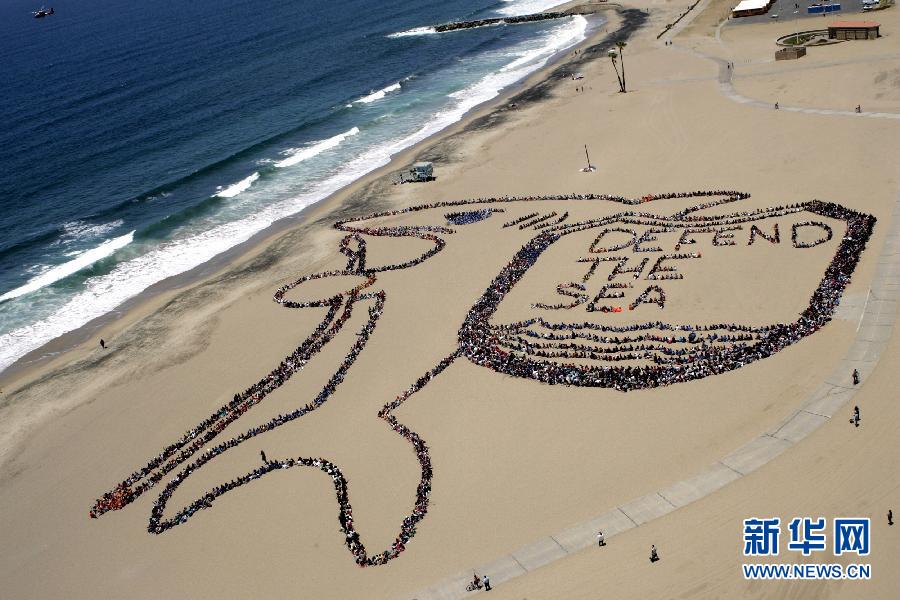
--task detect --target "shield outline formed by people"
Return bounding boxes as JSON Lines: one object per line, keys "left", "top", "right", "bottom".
{"left": 458, "top": 198, "right": 875, "bottom": 391}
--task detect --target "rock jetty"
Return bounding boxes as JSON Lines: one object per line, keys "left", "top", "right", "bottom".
{"left": 434, "top": 12, "right": 571, "bottom": 33}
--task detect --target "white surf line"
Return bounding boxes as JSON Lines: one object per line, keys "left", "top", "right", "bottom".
{"left": 0, "top": 231, "right": 135, "bottom": 303}
{"left": 215, "top": 172, "right": 259, "bottom": 198}
{"left": 411, "top": 192, "right": 900, "bottom": 599}
{"left": 274, "top": 127, "right": 360, "bottom": 168}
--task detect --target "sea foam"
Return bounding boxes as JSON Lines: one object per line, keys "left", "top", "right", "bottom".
{"left": 215, "top": 172, "right": 259, "bottom": 198}
{"left": 0, "top": 15, "right": 590, "bottom": 374}
{"left": 387, "top": 26, "right": 438, "bottom": 38}
{"left": 354, "top": 82, "right": 401, "bottom": 104}
{"left": 0, "top": 231, "right": 135, "bottom": 303}
{"left": 58, "top": 219, "right": 125, "bottom": 244}
{"left": 496, "top": 0, "right": 566, "bottom": 17}
{"left": 275, "top": 127, "right": 360, "bottom": 168}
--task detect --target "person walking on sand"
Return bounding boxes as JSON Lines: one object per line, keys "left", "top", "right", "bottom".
{"left": 597, "top": 530, "right": 606, "bottom": 547}
{"left": 852, "top": 405, "right": 860, "bottom": 428}
{"left": 774, "top": 102, "right": 779, "bottom": 110}
{"left": 260, "top": 450, "right": 268, "bottom": 463}
{"left": 650, "top": 544, "right": 659, "bottom": 562}
{"left": 852, "top": 369, "right": 860, "bottom": 385}
{"left": 888, "top": 509, "right": 893, "bottom": 526}
{"left": 483, "top": 574, "right": 492, "bottom": 591}
{"left": 99, "top": 338, "right": 106, "bottom": 350}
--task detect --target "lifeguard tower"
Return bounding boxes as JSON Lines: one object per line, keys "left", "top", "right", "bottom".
{"left": 398, "top": 162, "right": 435, "bottom": 183}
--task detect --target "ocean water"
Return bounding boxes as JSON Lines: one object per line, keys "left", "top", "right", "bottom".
{"left": 0, "top": 0, "right": 596, "bottom": 372}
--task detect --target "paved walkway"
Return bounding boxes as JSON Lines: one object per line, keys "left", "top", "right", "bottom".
{"left": 716, "top": 54, "right": 900, "bottom": 120}
{"left": 667, "top": 40, "right": 900, "bottom": 120}
{"left": 409, "top": 211, "right": 900, "bottom": 599}
{"left": 698, "top": 18, "right": 900, "bottom": 119}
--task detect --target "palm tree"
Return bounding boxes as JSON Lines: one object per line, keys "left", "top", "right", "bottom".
{"left": 608, "top": 49, "right": 624, "bottom": 93}
{"left": 616, "top": 41, "right": 628, "bottom": 93}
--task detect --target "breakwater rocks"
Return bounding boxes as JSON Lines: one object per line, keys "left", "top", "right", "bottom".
{"left": 434, "top": 12, "right": 571, "bottom": 33}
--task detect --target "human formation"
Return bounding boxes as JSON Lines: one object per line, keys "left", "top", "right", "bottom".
{"left": 446, "top": 209, "right": 498, "bottom": 225}
{"left": 456, "top": 194, "right": 874, "bottom": 391}
{"left": 89, "top": 191, "right": 874, "bottom": 567}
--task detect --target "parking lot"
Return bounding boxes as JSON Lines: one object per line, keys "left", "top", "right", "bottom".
{"left": 730, "top": 0, "right": 871, "bottom": 25}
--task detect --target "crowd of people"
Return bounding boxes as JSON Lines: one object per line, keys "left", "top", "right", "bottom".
{"left": 93, "top": 280, "right": 440, "bottom": 567}
{"left": 507, "top": 322, "right": 757, "bottom": 345}
{"left": 142, "top": 291, "right": 385, "bottom": 532}
{"left": 88, "top": 190, "right": 874, "bottom": 566}
{"left": 792, "top": 220, "right": 834, "bottom": 248}
{"left": 89, "top": 210, "right": 465, "bottom": 565}
{"left": 89, "top": 279, "right": 366, "bottom": 513}
{"left": 589, "top": 226, "right": 642, "bottom": 253}
{"left": 89, "top": 289, "right": 351, "bottom": 518}
{"left": 497, "top": 328, "right": 747, "bottom": 364}
{"left": 645, "top": 253, "right": 700, "bottom": 280}
{"left": 455, "top": 196, "right": 875, "bottom": 391}
{"left": 534, "top": 211, "right": 570, "bottom": 230}
{"left": 517, "top": 211, "right": 558, "bottom": 230}
{"left": 340, "top": 233, "right": 368, "bottom": 273}
{"left": 533, "top": 281, "right": 589, "bottom": 310}
{"left": 331, "top": 191, "right": 870, "bottom": 395}
{"left": 445, "top": 209, "right": 499, "bottom": 225}
{"left": 503, "top": 211, "right": 540, "bottom": 228}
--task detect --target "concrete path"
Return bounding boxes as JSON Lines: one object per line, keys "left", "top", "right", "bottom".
{"left": 408, "top": 196, "right": 900, "bottom": 599}
{"left": 718, "top": 73, "right": 900, "bottom": 120}
{"left": 659, "top": 0, "right": 899, "bottom": 123}
{"left": 690, "top": 20, "right": 900, "bottom": 119}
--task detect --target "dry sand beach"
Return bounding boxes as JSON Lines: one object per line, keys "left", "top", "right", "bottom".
{"left": 1, "top": 1, "right": 899, "bottom": 599}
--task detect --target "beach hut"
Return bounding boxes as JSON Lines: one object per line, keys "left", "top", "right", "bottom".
{"left": 827, "top": 21, "right": 880, "bottom": 40}
{"left": 732, "top": 0, "right": 775, "bottom": 17}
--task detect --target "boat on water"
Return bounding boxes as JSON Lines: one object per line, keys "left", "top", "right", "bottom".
{"left": 32, "top": 7, "right": 54, "bottom": 18}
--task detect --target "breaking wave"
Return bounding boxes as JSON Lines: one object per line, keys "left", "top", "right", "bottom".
{"left": 214, "top": 172, "right": 260, "bottom": 198}
{"left": 0, "top": 10, "right": 593, "bottom": 374}
{"left": 275, "top": 127, "right": 360, "bottom": 168}
{"left": 0, "top": 231, "right": 135, "bottom": 303}
{"left": 354, "top": 82, "right": 402, "bottom": 104}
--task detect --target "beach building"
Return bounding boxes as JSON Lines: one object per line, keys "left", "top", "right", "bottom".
{"left": 410, "top": 162, "right": 434, "bottom": 181}
{"left": 827, "top": 21, "right": 881, "bottom": 39}
{"left": 776, "top": 46, "right": 806, "bottom": 60}
{"left": 731, "top": 0, "right": 775, "bottom": 17}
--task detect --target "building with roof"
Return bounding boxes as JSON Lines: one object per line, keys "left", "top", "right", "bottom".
{"left": 732, "top": 0, "right": 775, "bottom": 17}
{"left": 828, "top": 21, "right": 881, "bottom": 39}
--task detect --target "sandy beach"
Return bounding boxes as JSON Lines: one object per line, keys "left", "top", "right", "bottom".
{"left": 1, "top": 0, "right": 899, "bottom": 598}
